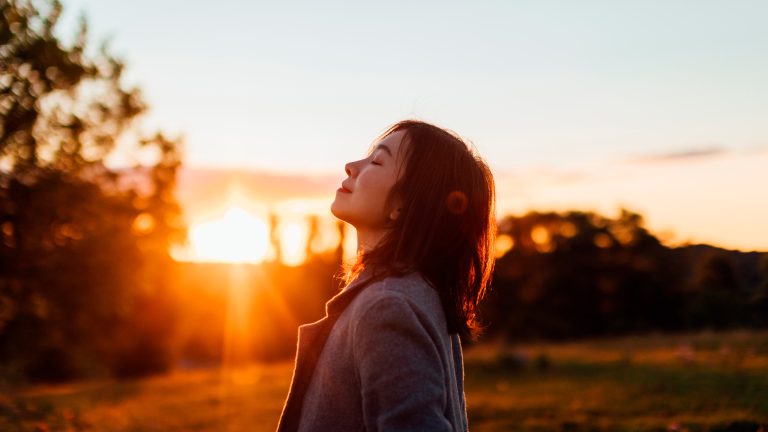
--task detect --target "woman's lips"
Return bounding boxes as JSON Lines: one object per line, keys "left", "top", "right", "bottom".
{"left": 337, "top": 186, "right": 351, "bottom": 193}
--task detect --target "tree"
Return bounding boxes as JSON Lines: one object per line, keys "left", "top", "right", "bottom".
{"left": 0, "top": 0, "right": 185, "bottom": 381}
{"left": 683, "top": 252, "right": 747, "bottom": 329}
{"left": 484, "top": 209, "right": 682, "bottom": 340}
{"left": 747, "top": 254, "right": 768, "bottom": 327}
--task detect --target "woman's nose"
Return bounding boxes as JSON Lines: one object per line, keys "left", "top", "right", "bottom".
{"left": 345, "top": 161, "right": 355, "bottom": 177}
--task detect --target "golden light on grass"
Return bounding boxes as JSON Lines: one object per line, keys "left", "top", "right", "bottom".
{"left": 189, "top": 206, "right": 269, "bottom": 263}
{"left": 222, "top": 264, "right": 253, "bottom": 363}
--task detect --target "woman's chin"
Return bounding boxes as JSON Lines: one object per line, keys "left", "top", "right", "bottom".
{"left": 330, "top": 202, "right": 346, "bottom": 221}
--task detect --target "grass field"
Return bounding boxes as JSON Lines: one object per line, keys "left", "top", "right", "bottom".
{"left": 2, "top": 330, "right": 767, "bottom": 431}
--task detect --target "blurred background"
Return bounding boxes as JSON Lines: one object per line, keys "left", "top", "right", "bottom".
{"left": 1, "top": 0, "right": 767, "bottom": 431}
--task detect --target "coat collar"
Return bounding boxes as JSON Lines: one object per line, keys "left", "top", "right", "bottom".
{"left": 324, "top": 266, "right": 379, "bottom": 316}
{"left": 323, "top": 264, "right": 422, "bottom": 317}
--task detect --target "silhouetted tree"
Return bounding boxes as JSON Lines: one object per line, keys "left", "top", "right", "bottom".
{"left": 483, "top": 209, "right": 682, "bottom": 341}
{"left": 269, "top": 212, "right": 282, "bottom": 263}
{"left": 0, "top": 0, "right": 184, "bottom": 381}
{"left": 683, "top": 252, "right": 746, "bottom": 329}
{"left": 305, "top": 214, "right": 319, "bottom": 260}
{"left": 747, "top": 254, "right": 768, "bottom": 326}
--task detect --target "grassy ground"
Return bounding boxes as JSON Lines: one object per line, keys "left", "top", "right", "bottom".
{"left": 2, "top": 330, "right": 767, "bottom": 431}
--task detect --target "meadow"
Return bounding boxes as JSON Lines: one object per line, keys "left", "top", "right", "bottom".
{"left": 1, "top": 329, "right": 767, "bottom": 432}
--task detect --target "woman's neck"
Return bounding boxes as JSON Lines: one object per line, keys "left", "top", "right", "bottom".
{"left": 355, "top": 227, "right": 386, "bottom": 253}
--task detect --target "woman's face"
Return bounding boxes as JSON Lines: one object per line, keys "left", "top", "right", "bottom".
{"left": 331, "top": 130, "right": 408, "bottom": 233}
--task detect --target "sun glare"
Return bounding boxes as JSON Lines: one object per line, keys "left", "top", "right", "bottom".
{"left": 189, "top": 206, "right": 269, "bottom": 263}
{"left": 278, "top": 220, "right": 308, "bottom": 266}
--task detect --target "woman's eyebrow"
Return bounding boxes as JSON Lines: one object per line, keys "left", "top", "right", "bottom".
{"left": 374, "top": 143, "right": 393, "bottom": 157}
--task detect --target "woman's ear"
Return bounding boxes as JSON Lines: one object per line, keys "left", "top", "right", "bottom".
{"left": 388, "top": 199, "right": 402, "bottom": 221}
{"left": 387, "top": 194, "right": 403, "bottom": 222}
{"left": 389, "top": 207, "right": 401, "bottom": 221}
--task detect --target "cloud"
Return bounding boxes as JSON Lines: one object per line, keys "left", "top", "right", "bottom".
{"left": 627, "top": 146, "right": 727, "bottom": 164}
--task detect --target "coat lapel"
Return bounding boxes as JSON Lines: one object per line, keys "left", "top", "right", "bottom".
{"left": 277, "top": 269, "right": 377, "bottom": 432}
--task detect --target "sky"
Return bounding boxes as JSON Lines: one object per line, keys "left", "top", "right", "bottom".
{"left": 58, "top": 0, "right": 768, "bottom": 252}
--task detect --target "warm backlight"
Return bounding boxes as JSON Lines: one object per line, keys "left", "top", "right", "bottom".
{"left": 189, "top": 207, "right": 269, "bottom": 263}
{"left": 278, "top": 220, "right": 308, "bottom": 266}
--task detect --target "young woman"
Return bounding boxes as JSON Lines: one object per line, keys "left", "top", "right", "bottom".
{"left": 278, "top": 120, "right": 496, "bottom": 432}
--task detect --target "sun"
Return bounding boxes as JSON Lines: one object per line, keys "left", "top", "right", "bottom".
{"left": 188, "top": 206, "right": 270, "bottom": 263}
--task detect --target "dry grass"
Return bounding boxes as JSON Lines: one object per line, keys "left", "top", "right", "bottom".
{"left": 464, "top": 329, "right": 768, "bottom": 431}
{"left": 1, "top": 364, "right": 292, "bottom": 431}
{"left": 2, "top": 330, "right": 767, "bottom": 431}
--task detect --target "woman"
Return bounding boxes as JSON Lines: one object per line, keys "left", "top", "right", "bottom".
{"left": 277, "top": 120, "right": 496, "bottom": 432}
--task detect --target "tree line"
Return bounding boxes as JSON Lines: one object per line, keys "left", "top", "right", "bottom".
{"left": 482, "top": 210, "right": 768, "bottom": 341}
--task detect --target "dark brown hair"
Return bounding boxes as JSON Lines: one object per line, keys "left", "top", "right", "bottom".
{"left": 348, "top": 119, "right": 496, "bottom": 339}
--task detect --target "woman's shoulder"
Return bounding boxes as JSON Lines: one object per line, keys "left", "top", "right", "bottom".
{"left": 349, "top": 271, "right": 444, "bottom": 323}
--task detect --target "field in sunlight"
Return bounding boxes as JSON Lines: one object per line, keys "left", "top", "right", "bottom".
{"left": 2, "top": 330, "right": 767, "bottom": 432}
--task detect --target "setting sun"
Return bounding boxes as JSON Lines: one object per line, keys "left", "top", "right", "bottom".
{"left": 188, "top": 206, "right": 270, "bottom": 263}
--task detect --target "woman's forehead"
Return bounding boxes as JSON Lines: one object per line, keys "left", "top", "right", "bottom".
{"left": 368, "top": 129, "right": 408, "bottom": 157}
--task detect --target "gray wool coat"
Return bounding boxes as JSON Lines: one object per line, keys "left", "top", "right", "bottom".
{"left": 277, "top": 270, "right": 469, "bottom": 432}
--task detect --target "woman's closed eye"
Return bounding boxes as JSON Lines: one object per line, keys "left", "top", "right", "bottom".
{"left": 371, "top": 159, "right": 382, "bottom": 166}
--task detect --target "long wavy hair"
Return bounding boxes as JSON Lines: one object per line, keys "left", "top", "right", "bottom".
{"left": 345, "top": 120, "right": 496, "bottom": 339}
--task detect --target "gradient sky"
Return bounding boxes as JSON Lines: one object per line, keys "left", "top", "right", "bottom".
{"left": 58, "top": 0, "right": 768, "bottom": 251}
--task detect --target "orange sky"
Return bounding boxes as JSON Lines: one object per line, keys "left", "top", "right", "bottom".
{"left": 175, "top": 148, "right": 768, "bottom": 255}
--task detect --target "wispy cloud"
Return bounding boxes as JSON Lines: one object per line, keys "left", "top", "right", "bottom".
{"left": 627, "top": 147, "right": 727, "bottom": 164}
